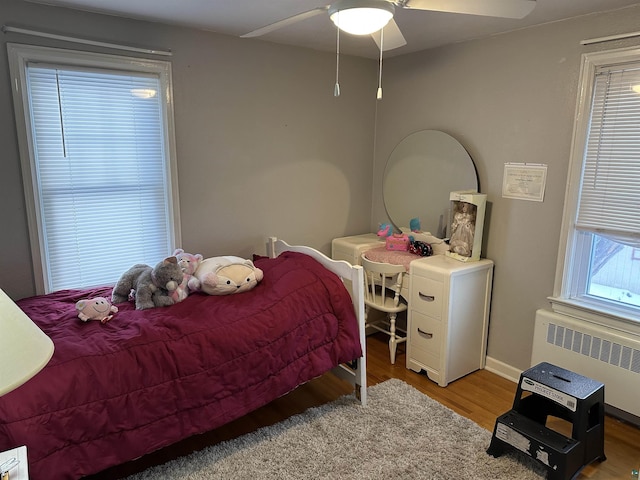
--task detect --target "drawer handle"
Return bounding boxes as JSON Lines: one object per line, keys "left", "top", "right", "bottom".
{"left": 417, "top": 328, "right": 433, "bottom": 339}
{"left": 418, "top": 292, "right": 435, "bottom": 302}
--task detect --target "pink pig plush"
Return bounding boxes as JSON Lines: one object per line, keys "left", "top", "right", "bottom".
{"left": 75, "top": 297, "right": 118, "bottom": 323}
{"left": 170, "top": 248, "right": 203, "bottom": 303}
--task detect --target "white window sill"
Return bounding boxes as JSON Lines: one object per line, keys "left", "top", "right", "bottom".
{"left": 549, "top": 296, "right": 640, "bottom": 337}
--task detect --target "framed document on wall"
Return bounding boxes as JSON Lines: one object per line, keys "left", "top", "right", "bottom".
{"left": 502, "top": 163, "right": 547, "bottom": 202}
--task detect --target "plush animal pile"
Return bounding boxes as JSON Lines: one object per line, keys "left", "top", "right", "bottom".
{"left": 110, "top": 249, "right": 263, "bottom": 310}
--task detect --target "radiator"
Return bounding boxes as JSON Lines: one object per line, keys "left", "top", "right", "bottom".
{"left": 532, "top": 309, "right": 640, "bottom": 419}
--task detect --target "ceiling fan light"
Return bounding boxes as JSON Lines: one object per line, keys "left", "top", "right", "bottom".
{"left": 329, "top": 2, "right": 394, "bottom": 36}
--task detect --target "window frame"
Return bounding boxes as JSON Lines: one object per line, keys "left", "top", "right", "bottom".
{"left": 7, "top": 43, "right": 181, "bottom": 294}
{"left": 552, "top": 45, "right": 640, "bottom": 332}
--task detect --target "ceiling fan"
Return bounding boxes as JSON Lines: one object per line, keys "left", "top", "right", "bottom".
{"left": 242, "top": 0, "right": 537, "bottom": 52}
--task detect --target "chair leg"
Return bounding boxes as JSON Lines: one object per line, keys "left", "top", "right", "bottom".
{"left": 389, "top": 313, "right": 397, "bottom": 364}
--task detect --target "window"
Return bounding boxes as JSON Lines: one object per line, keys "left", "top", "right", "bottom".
{"left": 554, "top": 46, "right": 640, "bottom": 325}
{"left": 8, "top": 44, "right": 180, "bottom": 294}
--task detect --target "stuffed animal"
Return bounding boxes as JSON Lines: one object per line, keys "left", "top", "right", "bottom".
{"left": 111, "top": 257, "right": 184, "bottom": 310}
{"left": 399, "top": 227, "right": 451, "bottom": 255}
{"left": 377, "top": 223, "right": 393, "bottom": 237}
{"left": 170, "top": 248, "right": 203, "bottom": 303}
{"left": 189, "top": 256, "right": 264, "bottom": 296}
{"left": 75, "top": 297, "right": 118, "bottom": 323}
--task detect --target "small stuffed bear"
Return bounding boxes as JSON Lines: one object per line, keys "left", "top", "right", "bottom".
{"left": 189, "top": 256, "right": 264, "bottom": 296}
{"left": 170, "top": 248, "right": 203, "bottom": 303}
{"left": 111, "top": 257, "right": 184, "bottom": 310}
{"left": 75, "top": 297, "right": 118, "bottom": 323}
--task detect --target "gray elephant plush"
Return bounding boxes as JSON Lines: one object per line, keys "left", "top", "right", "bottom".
{"left": 112, "top": 256, "right": 184, "bottom": 310}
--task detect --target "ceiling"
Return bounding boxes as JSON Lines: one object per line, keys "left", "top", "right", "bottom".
{"left": 25, "top": 0, "right": 640, "bottom": 58}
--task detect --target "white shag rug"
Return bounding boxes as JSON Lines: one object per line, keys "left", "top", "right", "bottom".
{"left": 125, "top": 379, "right": 546, "bottom": 479}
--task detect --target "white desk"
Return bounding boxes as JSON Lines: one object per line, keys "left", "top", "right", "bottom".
{"left": 331, "top": 234, "right": 413, "bottom": 297}
{"left": 331, "top": 233, "right": 384, "bottom": 266}
{"left": 332, "top": 233, "right": 494, "bottom": 386}
{"left": 0, "top": 446, "right": 28, "bottom": 480}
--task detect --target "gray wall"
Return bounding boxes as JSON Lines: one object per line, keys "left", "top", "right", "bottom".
{"left": 372, "top": 5, "right": 640, "bottom": 371}
{"left": 0, "top": 0, "right": 377, "bottom": 300}
{"left": 3, "top": 0, "right": 640, "bottom": 374}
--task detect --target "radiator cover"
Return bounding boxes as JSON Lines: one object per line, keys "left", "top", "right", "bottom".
{"left": 532, "top": 309, "right": 640, "bottom": 419}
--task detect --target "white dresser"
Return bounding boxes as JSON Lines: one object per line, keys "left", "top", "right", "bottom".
{"left": 332, "top": 234, "right": 493, "bottom": 386}
{"left": 407, "top": 255, "right": 493, "bottom": 386}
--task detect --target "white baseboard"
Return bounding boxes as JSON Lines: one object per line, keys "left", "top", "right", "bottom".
{"left": 484, "top": 356, "right": 521, "bottom": 384}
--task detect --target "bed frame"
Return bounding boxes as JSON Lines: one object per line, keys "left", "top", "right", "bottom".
{"left": 268, "top": 237, "right": 367, "bottom": 405}
{"left": 0, "top": 237, "right": 369, "bottom": 480}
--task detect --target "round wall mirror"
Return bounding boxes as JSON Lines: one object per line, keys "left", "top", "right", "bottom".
{"left": 383, "top": 130, "right": 478, "bottom": 238}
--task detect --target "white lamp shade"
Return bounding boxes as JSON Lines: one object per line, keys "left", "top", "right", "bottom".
{"left": 0, "top": 289, "right": 54, "bottom": 396}
{"left": 330, "top": 5, "right": 394, "bottom": 36}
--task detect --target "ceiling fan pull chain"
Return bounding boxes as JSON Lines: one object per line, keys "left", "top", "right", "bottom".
{"left": 377, "top": 28, "right": 384, "bottom": 100}
{"left": 334, "top": 13, "right": 340, "bottom": 97}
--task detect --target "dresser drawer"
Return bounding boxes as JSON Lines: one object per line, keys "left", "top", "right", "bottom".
{"left": 409, "top": 311, "right": 442, "bottom": 355}
{"left": 410, "top": 275, "right": 443, "bottom": 319}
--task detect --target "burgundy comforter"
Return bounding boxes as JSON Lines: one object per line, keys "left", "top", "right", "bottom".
{"left": 0, "top": 252, "right": 362, "bottom": 480}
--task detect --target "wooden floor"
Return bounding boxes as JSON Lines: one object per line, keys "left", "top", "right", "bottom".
{"left": 88, "top": 334, "right": 640, "bottom": 479}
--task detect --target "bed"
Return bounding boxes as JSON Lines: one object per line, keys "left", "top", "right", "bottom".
{"left": 0, "top": 238, "right": 367, "bottom": 480}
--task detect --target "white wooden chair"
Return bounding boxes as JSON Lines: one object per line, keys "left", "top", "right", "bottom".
{"left": 361, "top": 254, "right": 408, "bottom": 364}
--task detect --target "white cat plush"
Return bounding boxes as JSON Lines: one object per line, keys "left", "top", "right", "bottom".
{"left": 189, "top": 256, "right": 264, "bottom": 295}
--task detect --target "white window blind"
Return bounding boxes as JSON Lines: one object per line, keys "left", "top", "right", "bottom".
{"left": 26, "top": 63, "right": 173, "bottom": 292}
{"left": 577, "top": 62, "right": 640, "bottom": 242}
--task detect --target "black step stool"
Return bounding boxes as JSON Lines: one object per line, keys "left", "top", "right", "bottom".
{"left": 487, "top": 362, "right": 606, "bottom": 480}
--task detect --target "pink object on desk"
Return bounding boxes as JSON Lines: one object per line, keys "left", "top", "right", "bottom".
{"left": 385, "top": 233, "right": 410, "bottom": 251}
{"left": 364, "top": 246, "right": 419, "bottom": 272}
